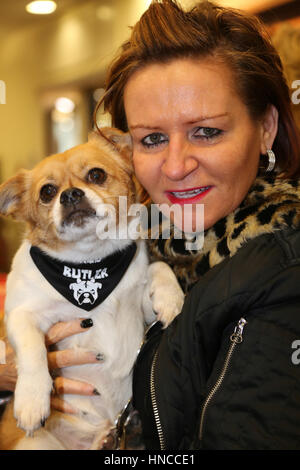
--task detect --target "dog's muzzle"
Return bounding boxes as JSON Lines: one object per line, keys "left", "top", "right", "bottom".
{"left": 60, "top": 187, "right": 96, "bottom": 227}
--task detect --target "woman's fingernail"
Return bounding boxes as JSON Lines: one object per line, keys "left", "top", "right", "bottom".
{"left": 80, "top": 318, "right": 93, "bottom": 329}
{"left": 95, "top": 353, "right": 105, "bottom": 362}
{"left": 93, "top": 389, "right": 101, "bottom": 396}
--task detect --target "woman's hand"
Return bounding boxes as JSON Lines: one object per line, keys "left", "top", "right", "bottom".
{"left": 0, "top": 336, "right": 17, "bottom": 392}
{"left": 0, "top": 318, "right": 101, "bottom": 414}
{"left": 46, "top": 318, "right": 101, "bottom": 414}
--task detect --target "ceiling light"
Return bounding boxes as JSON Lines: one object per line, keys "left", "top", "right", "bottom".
{"left": 54, "top": 97, "right": 75, "bottom": 114}
{"left": 26, "top": 1, "right": 57, "bottom": 15}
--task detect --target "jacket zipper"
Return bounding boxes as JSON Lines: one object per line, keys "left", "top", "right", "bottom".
{"left": 150, "top": 348, "right": 166, "bottom": 450}
{"left": 149, "top": 317, "right": 247, "bottom": 450}
{"left": 198, "top": 317, "right": 247, "bottom": 444}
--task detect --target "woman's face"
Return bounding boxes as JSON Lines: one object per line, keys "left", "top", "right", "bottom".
{"left": 124, "top": 58, "right": 273, "bottom": 231}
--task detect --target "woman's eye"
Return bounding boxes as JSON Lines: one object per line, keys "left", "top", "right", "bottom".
{"left": 40, "top": 184, "right": 57, "bottom": 203}
{"left": 193, "top": 127, "right": 222, "bottom": 140}
{"left": 86, "top": 168, "right": 107, "bottom": 185}
{"left": 141, "top": 133, "right": 168, "bottom": 148}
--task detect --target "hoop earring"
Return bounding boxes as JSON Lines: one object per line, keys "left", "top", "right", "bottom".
{"left": 265, "top": 149, "right": 276, "bottom": 172}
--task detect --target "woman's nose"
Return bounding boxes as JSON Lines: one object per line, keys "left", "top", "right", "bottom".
{"left": 161, "top": 135, "right": 198, "bottom": 181}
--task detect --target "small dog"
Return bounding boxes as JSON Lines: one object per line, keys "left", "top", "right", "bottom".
{"left": 0, "top": 128, "right": 184, "bottom": 450}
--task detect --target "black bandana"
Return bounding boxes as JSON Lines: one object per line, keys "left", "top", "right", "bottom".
{"left": 30, "top": 243, "right": 137, "bottom": 311}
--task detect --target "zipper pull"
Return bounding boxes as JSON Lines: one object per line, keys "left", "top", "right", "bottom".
{"left": 198, "top": 316, "right": 247, "bottom": 445}
{"left": 230, "top": 317, "right": 247, "bottom": 344}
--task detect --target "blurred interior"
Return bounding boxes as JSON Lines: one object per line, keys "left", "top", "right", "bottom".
{"left": 0, "top": 0, "right": 299, "bottom": 297}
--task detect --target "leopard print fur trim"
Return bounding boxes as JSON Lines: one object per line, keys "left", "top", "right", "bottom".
{"left": 146, "top": 174, "right": 300, "bottom": 293}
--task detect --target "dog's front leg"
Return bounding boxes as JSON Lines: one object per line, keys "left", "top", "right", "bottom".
{"left": 143, "top": 261, "right": 185, "bottom": 328}
{"left": 6, "top": 307, "right": 52, "bottom": 435}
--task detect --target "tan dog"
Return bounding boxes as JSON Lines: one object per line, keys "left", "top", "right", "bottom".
{"left": 0, "top": 128, "right": 184, "bottom": 450}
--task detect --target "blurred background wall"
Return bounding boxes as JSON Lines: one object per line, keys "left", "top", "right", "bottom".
{"left": 0, "top": 0, "right": 299, "bottom": 272}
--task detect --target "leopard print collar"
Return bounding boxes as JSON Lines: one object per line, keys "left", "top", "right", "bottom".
{"left": 147, "top": 173, "right": 300, "bottom": 293}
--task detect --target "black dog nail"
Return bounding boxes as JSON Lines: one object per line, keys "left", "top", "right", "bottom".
{"left": 93, "top": 389, "right": 101, "bottom": 396}
{"left": 80, "top": 318, "right": 93, "bottom": 329}
{"left": 41, "top": 418, "right": 46, "bottom": 427}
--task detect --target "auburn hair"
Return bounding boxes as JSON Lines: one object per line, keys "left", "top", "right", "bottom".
{"left": 95, "top": 0, "right": 300, "bottom": 178}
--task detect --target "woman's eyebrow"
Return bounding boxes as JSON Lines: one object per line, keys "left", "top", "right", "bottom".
{"left": 185, "top": 113, "right": 229, "bottom": 124}
{"left": 129, "top": 113, "right": 229, "bottom": 130}
{"left": 129, "top": 124, "right": 162, "bottom": 130}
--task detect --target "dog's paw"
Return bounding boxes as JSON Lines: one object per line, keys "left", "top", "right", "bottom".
{"left": 14, "top": 373, "right": 53, "bottom": 435}
{"left": 149, "top": 265, "right": 185, "bottom": 328}
{"left": 151, "top": 285, "right": 184, "bottom": 328}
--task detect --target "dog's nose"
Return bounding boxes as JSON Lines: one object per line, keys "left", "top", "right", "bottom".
{"left": 60, "top": 188, "right": 85, "bottom": 206}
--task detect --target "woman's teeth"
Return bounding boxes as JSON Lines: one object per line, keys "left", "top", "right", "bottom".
{"left": 171, "top": 187, "right": 210, "bottom": 199}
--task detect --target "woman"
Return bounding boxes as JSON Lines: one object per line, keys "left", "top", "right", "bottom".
{"left": 98, "top": 0, "right": 300, "bottom": 449}
{"left": 1, "top": 0, "right": 300, "bottom": 449}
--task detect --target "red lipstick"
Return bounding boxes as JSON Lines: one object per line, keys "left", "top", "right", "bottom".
{"left": 165, "top": 186, "right": 212, "bottom": 205}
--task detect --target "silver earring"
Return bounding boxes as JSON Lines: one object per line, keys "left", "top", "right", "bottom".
{"left": 265, "top": 149, "right": 276, "bottom": 172}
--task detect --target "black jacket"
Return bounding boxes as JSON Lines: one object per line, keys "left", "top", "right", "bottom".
{"left": 133, "top": 175, "right": 300, "bottom": 450}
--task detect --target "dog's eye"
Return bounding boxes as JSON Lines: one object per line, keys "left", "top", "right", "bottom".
{"left": 86, "top": 168, "right": 107, "bottom": 185}
{"left": 40, "top": 184, "right": 57, "bottom": 203}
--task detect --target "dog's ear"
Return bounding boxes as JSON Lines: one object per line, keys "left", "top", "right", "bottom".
{"left": 89, "top": 128, "right": 133, "bottom": 175}
{"left": 0, "top": 169, "right": 30, "bottom": 219}
{"left": 89, "top": 128, "right": 132, "bottom": 155}
{"left": 89, "top": 129, "right": 149, "bottom": 203}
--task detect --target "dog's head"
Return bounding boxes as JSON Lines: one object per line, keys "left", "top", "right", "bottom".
{"left": 0, "top": 128, "right": 148, "bottom": 251}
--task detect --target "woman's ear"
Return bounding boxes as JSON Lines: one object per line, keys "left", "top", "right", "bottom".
{"left": 260, "top": 105, "right": 279, "bottom": 154}
{"left": 0, "top": 169, "right": 30, "bottom": 219}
